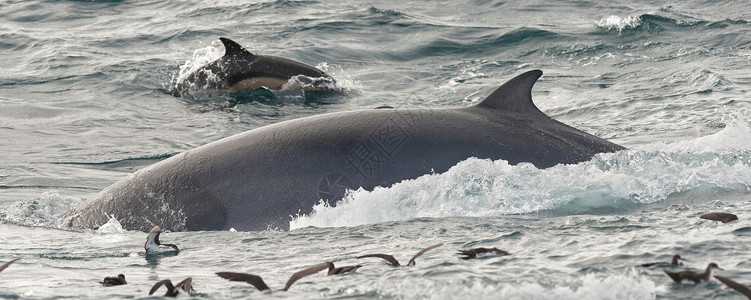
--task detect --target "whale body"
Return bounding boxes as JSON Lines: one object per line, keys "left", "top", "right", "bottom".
{"left": 68, "top": 70, "right": 625, "bottom": 231}
{"left": 171, "top": 37, "right": 335, "bottom": 98}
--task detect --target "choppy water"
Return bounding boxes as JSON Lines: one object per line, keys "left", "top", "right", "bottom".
{"left": 1, "top": 0, "right": 750, "bottom": 299}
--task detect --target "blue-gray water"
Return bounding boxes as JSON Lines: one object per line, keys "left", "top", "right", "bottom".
{"left": 1, "top": 0, "right": 750, "bottom": 299}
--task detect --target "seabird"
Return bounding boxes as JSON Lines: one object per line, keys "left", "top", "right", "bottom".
{"left": 639, "top": 254, "right": 684, "bottom": 267}
{"left": 0, "top": 258, "right": 19, "bottom": 274}
{"left": 457, "top": 247, "right": 510, "bottom": 259}
{"left": 325, "top": 261, "right": 361, "bottom": 275}
{"left": 145, "top": 226, "right": 179, "bottom": 255}
{"left": 357, "top": 243, "right": 443, "bottom": 267}
{"left": 664, "top": 263, "right": 722, "bottom": 284}
{"left": 216, "top": 262, "right": 330, "bottom": 292}
{"left": 714, "top": 275, "right": 751, "bottom": 299}
{"left": 700, "top": 212, "right": 738, "bottom": 223}
{"left": 99, "top": 274, "right": 127, "bottom": 286}
{"left": 149, "top": 277, "right": 193, "bottom": 297}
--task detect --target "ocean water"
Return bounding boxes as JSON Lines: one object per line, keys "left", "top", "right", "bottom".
{"left": 1, "top": 0, "right": 750, "bottom": 299}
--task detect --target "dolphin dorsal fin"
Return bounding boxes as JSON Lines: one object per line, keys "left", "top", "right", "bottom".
{"left": 476, "top": 70, "right": 543, "bottom": 115}
{"left": 219, "top": 37, "right": 255, "bottom": 58}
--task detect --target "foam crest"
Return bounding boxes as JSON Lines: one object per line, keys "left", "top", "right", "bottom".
{"left": 597, "top": 15, "right": 642, "bottom": 32}
{"left": 375, "top": 272, "right": 656, "bottom": 300}
{"left": 291, "top": 109, "right": 751, "bottom": 229}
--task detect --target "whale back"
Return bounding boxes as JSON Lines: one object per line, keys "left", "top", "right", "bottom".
{"left": 73, "top": 70, "right": 625, "bottom": 232}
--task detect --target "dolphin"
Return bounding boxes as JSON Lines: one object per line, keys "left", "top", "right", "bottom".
{"left": 67, "top": 70, "right": 625, "bottom": 231}
{"left": 170, "top": 37, "right": 336, "bottom": 97}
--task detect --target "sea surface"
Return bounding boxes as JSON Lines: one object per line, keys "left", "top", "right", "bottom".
{"left": 1, "top": 0, "right": 750, "bottom": 299}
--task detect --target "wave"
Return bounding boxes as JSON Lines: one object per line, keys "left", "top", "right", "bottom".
{"left": 597, "top": 15, "right": 643, "bottom": 32}
{"left": 371, "top": 271, "right": 656, "bottom": 300}
{"left": 290, "top": 109, "right": 751, "bottom": 229}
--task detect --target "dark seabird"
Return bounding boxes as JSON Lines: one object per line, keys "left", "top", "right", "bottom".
{"left": 700, "top": 212, "right": 738, "bottom": 223}
{"left": 714, "top": 275, "right": 751, "bottom": 299}
{"left": 149, "top": 277, "right": 193, "bottom": 297}
{"left": 457, "top": 247, "right": 510, "bottom": 259}
{"left": 99, "top": 274, "right": 127, "bottom": 286}
{"left": 664, "top": 263, "right": 722, "bottom": 284}
{"left": 0, "top": 258, "right": 19, "bottom": 274}
{"left": 357, "top": 243, "right": 443, "bottom": 267}
{"left": 216, "top": 262, "right": 330, "bottom": 292}
{"left": 639, "top": 254, "right": 684, "bottom": 267}
{"left": 145, "top": 226, "right": 179, "bottom": 255}
{"left": 325, "top": 261, "right": 361, "bottom": 275}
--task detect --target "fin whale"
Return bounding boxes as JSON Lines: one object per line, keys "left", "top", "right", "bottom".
{"left": 171, "top": 37, "right": 336, "bottom": 97}
{"left": 68, "top": 70, "right": 625, "bottom": 231}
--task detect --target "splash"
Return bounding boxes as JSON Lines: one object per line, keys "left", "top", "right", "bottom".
{"left": 96, "top": 214, "right": 127, "bottom": 234}
{"left": 172, "top": 42, "right": 224, "bottom": 88}
{"left": 290, "top": 109, "right": 751, "bottom": 229}
{"left": 0, "top": 191, "right": 82, "bottom": 229}
{"left": 597, "top": 15, "right": 642, "bottom": 32}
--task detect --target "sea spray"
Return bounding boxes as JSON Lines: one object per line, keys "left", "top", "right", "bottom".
{"left": 291, "top": 109, "right": 751, "bottom": 229}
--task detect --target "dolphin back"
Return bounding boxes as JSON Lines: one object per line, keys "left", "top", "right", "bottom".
{"left": 171, "top": 37, "right": 335, "bottom": 97}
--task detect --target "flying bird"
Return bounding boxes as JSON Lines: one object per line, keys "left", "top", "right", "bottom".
{"left": 357, "top": 243, "right": 443, "bottom": 267}
{"left": 149, "top": 277, "right": 193, "bottom": 297}
{"left": 714, "top": 275, "right": 751, "bottom": 299}
{"left": 216, "top": 262, "right": 330, "bottom": 292}
{"left": 0, "top": 258, "right": 19, "bottom": 274}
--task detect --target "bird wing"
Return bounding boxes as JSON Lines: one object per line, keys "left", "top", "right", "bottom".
{"left": 216, "top": 272, "right": 270, "bottom": 291}
{"left": 357, "top": 254, "right": 401, "bottom": 267}
{"left": 0, "top": 258, "right": 19, "bottom": 273}
{"left": 283, "top": 263, "right": 329, "bottom": 291}
{"left": 407, "top": 243, "right": 444, "bottom": 266}
{"left": 149, "top": 279, "right": 174, "bottom": 295}
{"left": 715, "top": 275, "right": 751, "bottom": 299}
{"left": 176, "top": 277, "right": 193, "bottom": 293}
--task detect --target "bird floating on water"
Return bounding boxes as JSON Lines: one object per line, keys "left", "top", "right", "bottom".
{"left": 99, "top": 274, "right": 127, "bottom": 286}
{"left": 457, "top": 247, "right": 510, "bottom": 259}
{"left": 639, "top": 254, "right": 684, "bottom": 267}
{"left": 145, "top": 226, "right": 179, "bottom": 255}
{"left": 700, "top": 212, "right": 738, "bottom": 223}
{"left": 664, "top": 263, "right": 722, "bottom": 284}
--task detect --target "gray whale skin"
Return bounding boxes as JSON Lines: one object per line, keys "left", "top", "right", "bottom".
{"left": 67, "top": 70, "right": 625, "bottom": 231}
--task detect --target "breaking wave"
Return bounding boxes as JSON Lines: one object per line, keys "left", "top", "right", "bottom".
{"left": 291, "top": 109, "right": 751, "bottom": 229}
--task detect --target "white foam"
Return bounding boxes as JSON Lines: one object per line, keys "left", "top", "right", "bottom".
{"left": 95, "top": 214, "right": 127, "bottom": 234}
{"left": 374, "top": 271, "right": 656, "bottom": 300}
{"left": 0, "top": 191, "right": 82, "bottom": 229}
{"left": 174, "top": 43, "right": 224, "bottom": 84}
{"left": 315, "top": 62, "right": 362, "bottom": 93}
{"left": 290, "top": 109, "right": 751, "bottom": 229}
{"left": 597, "top": 15, "right": 642, "bottom": 32}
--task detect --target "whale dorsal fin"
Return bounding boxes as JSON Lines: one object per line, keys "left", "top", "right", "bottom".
{"left": 219, "top": 37, "right": 255, "bottom": 58}
{"left": 476, "top": 70, "right": 544, "bottom": 115}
